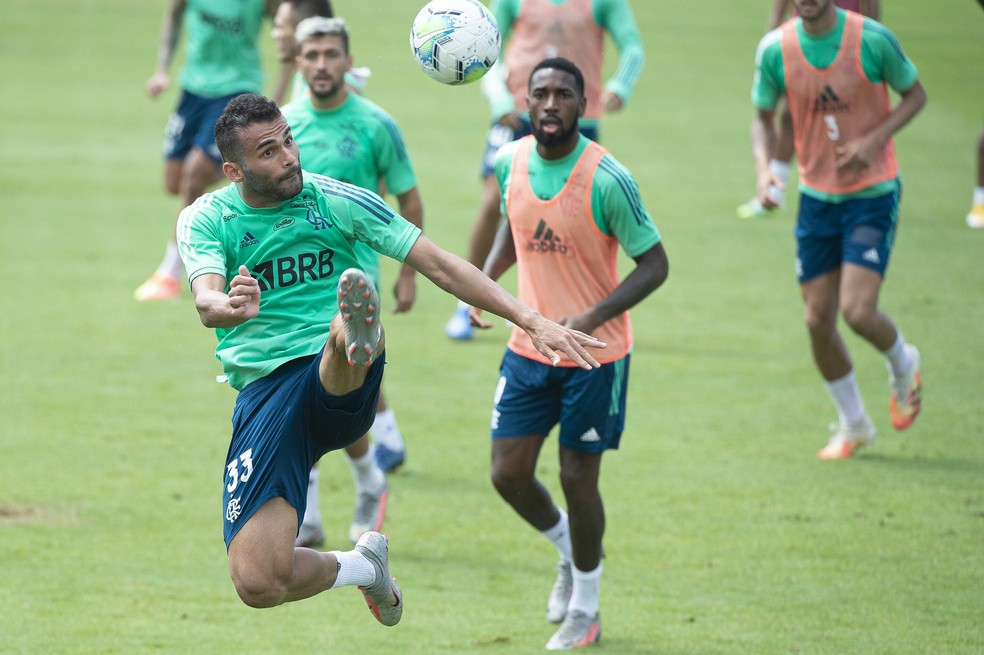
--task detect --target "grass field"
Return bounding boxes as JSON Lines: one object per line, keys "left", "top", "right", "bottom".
{"left": 2, "top": 1, "right": 983, "bottom": 653}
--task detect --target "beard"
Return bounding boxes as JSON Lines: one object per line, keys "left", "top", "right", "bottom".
{"left": 309, "top": 76, "right": 345, "bottom": 101}
{"left": 240, "top": 162, "right": 303, "bottom": 204}
{"left": 532, "top": 118, "right": 580, "bottom": 148}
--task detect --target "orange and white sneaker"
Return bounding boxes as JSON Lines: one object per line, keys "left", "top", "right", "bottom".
{"left": 888, "top": 344, "right": 922, "bottom": 431}
{"left": 355, "top": 531, "right": 403, "bottom": 627}
{"left": 546, "top": 610, "right": 601, "bottom": 650}
{"left": 337, "top": 268, "right": 382, "bottom": 367}
{"left": 966, "top": 203, "right": 984, "bottom": 229}
{"left": 817, "top": 416, "right": 876, "bottom": 460}
{"left": 134, "top": 272, "right": 180, "bottom": 301}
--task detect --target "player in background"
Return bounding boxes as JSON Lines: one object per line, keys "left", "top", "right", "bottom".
{"left": 270, "top": 0, "right": 373, "bottom": 105}
{"left": 281, "top": 16, "right": 421, "bottom": 547}
{"left": 176, "top": 92, "right": 604, "bottom": 617}
{"left": 747, "top": 0, "right": 925, "bottom": 458}
{"left": 135, "top": 0, "right": 280, "bottom": 301}
{"left": 444, "top": 0, "right": 645, "bottom": 340}
{"left": 737, "top": 0, "right": 880, "bottom": 218}
{"left": 472, "top": 58, "right": 667, "bottom": 649}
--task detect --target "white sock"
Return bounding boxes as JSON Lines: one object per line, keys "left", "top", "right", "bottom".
{"left": 372, "top": 408, "right": 404, "bottom": 451}
{"left": 156, "top": 241, "right": 184, "bottom": 279}
{"left": 973, "top": 186, "right": 984, "bottom": 205}
{"left": 882, "top": 331, "right": 912, "bottom": 379}
{"left": 456, "top": 299, "right": 470, "bottom": 312}
{"left": 328, "top": 549, "right": 377, "bottom": 588}
{"left": 824, "top": 371, "right": 867, "bottom": 426}
{"left": 569, "top": 563, "right": 602, "bottom": 616}
{"left": 540, "top": 508, "right": 573, "bottom": 563}
{"left": 301, "top": 468, "right": 321, "bottom": 528}
{"left": 348, "top": 447, "right": 386, "bottom": 494}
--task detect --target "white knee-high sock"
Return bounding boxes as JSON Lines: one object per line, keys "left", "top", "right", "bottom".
{"left": 569, "top": 563, "right": 602, "bottom": 616}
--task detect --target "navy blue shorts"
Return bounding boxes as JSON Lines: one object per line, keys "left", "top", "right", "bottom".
{"left": 163, "top": 90, "right": 246, "bottom": 164}
{"left": 490, "top": 350, "right": 629, "bottom": 453}
{"left": 479, "top": 118, "right": 599, "bottom": 177}
{"left": 221, "top": 348, "right": 385, "bottom": 547}
{"left": 794, "top": 185, "right": 900, "bottom": 283}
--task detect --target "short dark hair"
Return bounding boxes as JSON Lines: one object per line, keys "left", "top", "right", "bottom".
{"left": 529, "top": 57, "right": 585, "bottom": 98}
{"left": 285, "top": 0, "right": 333, "bottom": 20}
{"left": 214, "top": 94, "right": 284, "bottom": 164}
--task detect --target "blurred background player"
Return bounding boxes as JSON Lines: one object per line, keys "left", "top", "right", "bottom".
{"left": 282, "top": 17, "right": 421, "bottom": 546}
{"left": 444, "top": 0, "right": 645, "bottom": 339}
{"left": 474, "top": 58, "right": 667, "bottom": 649}
{"left": 969, "top": 121, "right": 984, "bottom": 228}
{"left": 269, "top": 0, "right": 372, "bottom": 105}
{"left": 135, "top": 0, "right": 280, "bottom": 301}
{"left": 747, "top": 0, "right": 925, "bottom": 458}
{"left": 737, "top": 0, "right": 880, "bottom": 219}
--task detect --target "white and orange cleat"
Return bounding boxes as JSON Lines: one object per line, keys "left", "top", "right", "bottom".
{"left": 817, "top": 416, "right": 876, "bottom": 460}
{"left": 888, "top": 344, "right": 922, "bottom": 431}
{"left": 355, "top": 531, "right": 403, "bottom": 626}
{"left": 134, "top": 272, "right": 180, "bottom": 301}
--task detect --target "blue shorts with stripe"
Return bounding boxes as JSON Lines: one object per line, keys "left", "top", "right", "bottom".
{"left": 490, "top": 349, "right": 629, "bottom": 453}
{"left": 221, "top": 348, "right": 385, "bottom": 547}
{"left": 794, "top": 184, "right": 900, "bottom": 283}
{"left": 163, "top": 90, "right": 248, "bottom": 164}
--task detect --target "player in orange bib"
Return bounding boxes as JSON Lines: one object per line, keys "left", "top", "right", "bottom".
{"left": 472, "top": 58, "right": 667, "bottom": 649}
{"left": 748, "top": 0, "right": 926, "bottom": 459}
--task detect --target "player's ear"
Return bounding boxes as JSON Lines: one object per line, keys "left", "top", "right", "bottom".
{"left": 223, "top": 161, "right": 244, "bottom": 183}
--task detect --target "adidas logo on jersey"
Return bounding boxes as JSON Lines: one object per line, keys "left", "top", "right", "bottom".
{"left": 813, "top": 85, "right": 849, "bottom": 114}
{"left": 239, "top": 231, "right": 259, "bottom": 249}
{"left": 526, "top": 219, "right": 570, "bottom": 254}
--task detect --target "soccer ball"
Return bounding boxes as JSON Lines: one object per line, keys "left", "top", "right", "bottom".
{"left": 409, "top": 0, "right": 501, "bottom": 85}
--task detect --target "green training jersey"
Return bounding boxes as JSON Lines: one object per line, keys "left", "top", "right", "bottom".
{"left": 751, "top": 10, "right": 919, "bottom": 200}
{"left": 493, "top": 134, "right": 661, "bottom": 258}
{"left": 282, "top": 93, "right": 418, "bottom": 282}
{"left": 180, "top": 0, "right": 266, "bottom": 98}
{"left": 177, "top": 172, "right": 421, "bottom": 390}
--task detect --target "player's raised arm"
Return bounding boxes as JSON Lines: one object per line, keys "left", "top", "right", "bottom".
{"left": 191, "top": 266, "right": 260, "bottom": 329}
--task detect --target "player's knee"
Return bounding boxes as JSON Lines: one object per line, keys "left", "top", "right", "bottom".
{"left": 840, "top": 300, "right": 875, "bottom": 333}
{"left": 490, "top": 463, "right": 527, "bottom": 496}
{"left": 231, "top": 572, "right": 287, "bottom": 609}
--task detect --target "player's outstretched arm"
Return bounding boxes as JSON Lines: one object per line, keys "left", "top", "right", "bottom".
{"left": 404, "top": 235, "right": 606, "bottom": 369}
{"left": 191, "top": 266, "right": 260, "bottom": 329}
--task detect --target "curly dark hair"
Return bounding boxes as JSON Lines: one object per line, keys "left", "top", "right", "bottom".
{"left": 214, "top": 93, "right": 284, "bottom": 164}
{"left": 529, "top": 57, "right": 585, "bottom": 98}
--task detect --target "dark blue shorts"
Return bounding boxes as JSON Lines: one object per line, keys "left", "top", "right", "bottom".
{"left": 490, "top": 350, "right": 629, "bottom": 453}
{"left": 221, "top": 348, "right": 385, "bottom": 547}
{"left": 794, "top": 185, "right": 900, "bottom": 283}
{"left": 163, "top": 90, "right": 246, "bottom": 164}
{"left": 479, "top": 118, "right": 599, "bottom": 177}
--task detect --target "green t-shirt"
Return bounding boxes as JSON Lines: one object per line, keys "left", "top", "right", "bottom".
{"left": 751, "top": 10, "right": 919, "bottom": 200}
{"left": 180, "top": 0, "right": 266, "bottom": 97}
{"left": 282, "top": 93, "right": 418, "bottom": 282}
{"left": 177, "top": 172, "right": 421, "bottom": 390}
{"left": 494, "top": 134, "right": 662, "bottom": 258}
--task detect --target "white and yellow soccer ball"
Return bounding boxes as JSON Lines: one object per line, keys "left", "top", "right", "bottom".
{"left": 409, "top": 0, "right": 501, "bottom": 85}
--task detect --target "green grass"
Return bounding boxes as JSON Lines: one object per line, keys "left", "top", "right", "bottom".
{"left": 2, "top": 1, "right": 983, "bottom": 653}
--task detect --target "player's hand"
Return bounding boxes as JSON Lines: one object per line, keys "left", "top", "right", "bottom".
{"left": 756, "top": 170, "right": 785, "bottom": 210}
{"left": 498, "top": 112, "right": 523, "bottom": 131}
{"left": 601, "top": 90, "right": 624, "bottom": 114}
{"left": 228, "top": 265, "right": 260, "bottom": 321}
{"left": 834, "top": 134, "right": 882, "bottom": 172}
{"left": 146, "top": 71, "right": 170, "bottom": 98}
{"left": 468, "top": 306, "right": 495, "bottom": 330}
{"left": 526, "top": 314, "right": 606, "bottom": 371}
{"left": 391, "top": 270, "right": 416, "bottom": 313}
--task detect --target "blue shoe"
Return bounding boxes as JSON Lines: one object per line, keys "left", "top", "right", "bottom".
{"left": 375, "top": 443, "right": 405, "bottom": 473}
{"left": 444, "top": 305, "right": 473, "bottom": 340}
